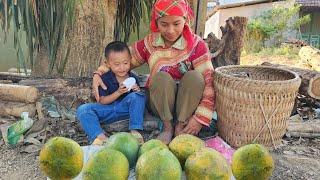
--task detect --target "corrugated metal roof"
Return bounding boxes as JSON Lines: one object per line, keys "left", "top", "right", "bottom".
{"left": 216, "top": 0, "right": 274, "bottom": 9}
{"left": 213, "top": 0, "right": 320, "bottom": 8}
{"left": 219, "top": 0, "right": 259, "bottom": 5}
{"left": 296, "top": 0, "right": 320, "bottom": 7}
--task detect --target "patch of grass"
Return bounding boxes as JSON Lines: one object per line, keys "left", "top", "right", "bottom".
{"left": 243, "top": 46, "right": 300, "bottom": 61}
{"left": 240, "top": 45, "right": 303, "bottom": 67}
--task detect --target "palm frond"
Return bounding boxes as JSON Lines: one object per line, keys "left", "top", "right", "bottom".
{"left": 0, "top": 0, "right": 12, "bottom": 42}
{"left": 115, "top": 0, "right": 154, "bottom": 42}
{"left": 0, "top": 0, "right": 77, "bottom": 74}
{"left": 0, "top": 0, "right": 152, "bottom": 74}
{"left": 0, "top": 0, "right": 77, "bottom": 72}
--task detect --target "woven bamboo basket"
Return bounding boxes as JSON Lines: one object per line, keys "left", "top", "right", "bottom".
{"left": 214, "top": 65, "right": 301, "bottom": 148}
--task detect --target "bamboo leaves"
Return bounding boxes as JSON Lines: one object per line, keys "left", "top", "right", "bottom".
{"left": 115, "top": 0, "right": 154, "bottom": 42}
{"left": 0, "top": 0, "right": 152, "bottom": 75}
{"left": 0, "top": 0, "right": 77, "bottom": 75}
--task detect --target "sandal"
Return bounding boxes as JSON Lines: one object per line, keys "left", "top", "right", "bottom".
{"left": 131, "top": 130, "right": 144, "bottom": 144}
{"left": 91, "top": 137, "right": 107, "bottom": 146}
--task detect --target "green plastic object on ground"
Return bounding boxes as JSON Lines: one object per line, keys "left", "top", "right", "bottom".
{"left": 7, "top": 112, "right": 33, "bottom": 146}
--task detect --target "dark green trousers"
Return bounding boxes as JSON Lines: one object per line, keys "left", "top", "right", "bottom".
{"left": 147, "top": 70, "right": 205, "bottom": 123}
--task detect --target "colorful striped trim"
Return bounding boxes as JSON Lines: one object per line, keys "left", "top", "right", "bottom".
{"left": 195, "top": 105, "right": 213, "bottom": 119}
{"left": 193, "top": 114, "right": 210, "bottom": 127}
{"left": 131, "top": 45, "right": 146, "bottom": 66}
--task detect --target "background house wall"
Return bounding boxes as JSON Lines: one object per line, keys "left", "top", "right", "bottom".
{"left": 298, "top": 0, "right": 320, "bottom": 47}
{"left": 205, "top": 0, "right": 295, "bottom": 38}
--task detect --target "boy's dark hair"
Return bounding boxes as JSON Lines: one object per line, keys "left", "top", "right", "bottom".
{"left": 104, "top": 41, "right": 130, "bottom": 59}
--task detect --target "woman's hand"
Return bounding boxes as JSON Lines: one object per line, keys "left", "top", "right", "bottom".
{"left": 92, "top": 74, "right": 107, "bottom": 102}
{"left": 131, "top": 84, "right": 140, "bottom": 92}
{"left": 117, "top": 84, "right": 129, "bottom": 95}
{"left": 180, "top": 116, "right": 203, "bottom": 135}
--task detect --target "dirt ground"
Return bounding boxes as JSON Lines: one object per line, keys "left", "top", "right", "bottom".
{"left": 0, "top": 122, "right": 319, "bottom": 180}
{"left": 271, "top": 138, "right": 320, "bottom": 179}
{"left": 240, "top": 54, "right": 310, "bottom": 69}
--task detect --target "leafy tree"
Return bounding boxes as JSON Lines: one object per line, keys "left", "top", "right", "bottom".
{"left": 245, "top": 4, "right": 310, "bottom": 52}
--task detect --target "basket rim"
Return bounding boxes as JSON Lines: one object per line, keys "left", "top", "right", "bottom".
{"left": 214, "top": 65, "right": 301, "bottom": 85}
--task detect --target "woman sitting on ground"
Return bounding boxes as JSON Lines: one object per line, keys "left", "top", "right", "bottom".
{"left": 92, "top": 0, "right": 215, "bottom": 144}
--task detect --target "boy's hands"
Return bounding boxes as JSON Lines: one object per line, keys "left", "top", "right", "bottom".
{"left": 117, "top": 84, "right": 129, "bottom": 95}
{"left": 117, "top": 83, "right": 139, "bottom": 95}
{"left": 131, "top": 84, "right": 140, "bottom": 92}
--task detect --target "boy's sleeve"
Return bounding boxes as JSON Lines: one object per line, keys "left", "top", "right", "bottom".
{"left": 98, "top": 75, "right": 110, "bottom": 96}
{"left": 98, "top": 86, "right": 108, "bottom": 97}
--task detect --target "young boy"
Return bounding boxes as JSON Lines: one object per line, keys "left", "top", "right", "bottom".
{"left": 76, "top": 41, "right": 146, "bottom": 145}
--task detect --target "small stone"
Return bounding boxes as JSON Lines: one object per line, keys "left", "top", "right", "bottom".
{"left": 68, "top": 129, "right": 76, "bottom": 134}
{"left": 283, "top": 150, "right": 295, "bottom": 155}
{"left": 296, "top": 150, "right": 304, "bottom": 155}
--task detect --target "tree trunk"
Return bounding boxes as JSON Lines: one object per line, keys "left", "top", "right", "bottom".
{"left": 19, "top": 78, "right": 68, "bottom": 93}
{"left": 287, "top": 121, "right": 320, "bottom": 138}
{"left": 261, "top": 62, "right": 320, "bottom": 100}
{"left": 103, "top": 112, "right": 159, "bottom": 132}
{"left": 0, "top": 101, "right": 36, "bottom": 118}
{"left": 32, "top": 47, "right": 55, "bottom": 77}
{"left": 60, "top": 0, "right": 117, "bottom": 77}
{"left": 0, "top": 72, "right": 28, "bottom": 83}
{"left": 299, "top": 46, "right": 320, "bottom": 72}
{"left": 32, "top": 0, "right": 117, "bottom": 77}
{"left": 288, "top": 121, "right": 320, "bottom": 133}
{"left": 0, "top": 84, "right": 39, "bottom": 103}
{"left": 205, "top": 17, "right": 248, "bottom": 68}
{"left": 19, "top": 78, "right": 92, "bottom": 109}
{"left": 187, "top": 0, "right": 208, "bottom": 37}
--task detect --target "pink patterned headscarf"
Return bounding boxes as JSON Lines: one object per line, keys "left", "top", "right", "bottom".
{"left": 150, "top": 0, "right": 195, "bottom": 50}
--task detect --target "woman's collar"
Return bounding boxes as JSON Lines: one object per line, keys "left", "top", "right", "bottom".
{"left": 152, "top": 33, "right": 186, "bottom": 50}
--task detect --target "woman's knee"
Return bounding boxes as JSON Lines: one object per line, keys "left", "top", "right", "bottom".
{"left": 184, "top": 70, "right": 204, "bottom": 83}
{"left": 181, "top": 70, "right": 204, "bottom": 87}
{"left": 151, "top": 72, "right": 175, "bottom": 88}
{"left": 151, "top": 72, "right": 174, "bottom": 84}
